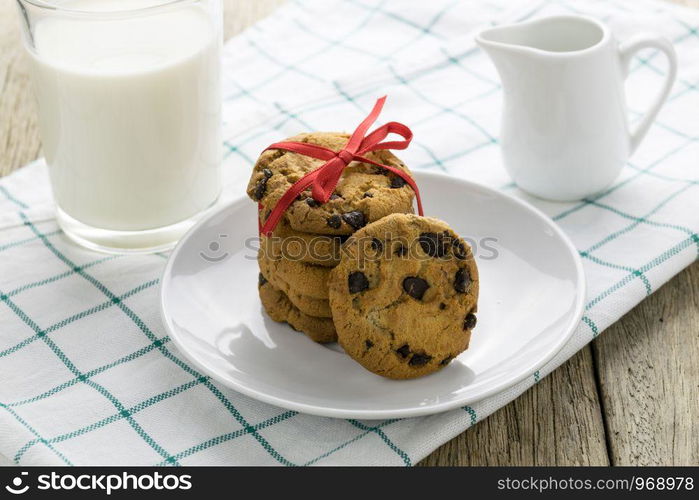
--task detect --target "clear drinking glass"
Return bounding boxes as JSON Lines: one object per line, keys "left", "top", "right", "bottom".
{"left": 15, "top": 0, "right": 223, "bottom": 253}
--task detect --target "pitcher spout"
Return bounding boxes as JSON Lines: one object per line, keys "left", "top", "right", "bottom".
{"left": 476, "top": 15, "right": 610, "bottom": 93}
{"left": 476, "top": 15, "right": 609, "bottom": 60}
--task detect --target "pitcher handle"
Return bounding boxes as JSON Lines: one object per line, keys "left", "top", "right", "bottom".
{"left": 618, "top": 34, "right": 677, "bottom": 154}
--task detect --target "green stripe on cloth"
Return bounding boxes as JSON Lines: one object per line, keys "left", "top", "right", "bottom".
{"left": 1, "top": 279, "right": 158, "bottom": 359}
{"left": 582, "top": 316, "right": 600, "bottom": 338}
{"left": 2, "top": 337, "right": 171, "bottom": 409}
{"left": 1, "top": 0, "right": 697, "bottom": 466}
{"left": 225, "top": 0, "right": 386, "bottom": 101}
{"left": 17, "top": 213, "right": 294, "bottom": 466}
{"left": 587, "top": 235, "right": 698, "bottom": 310}
{"left": 0, "top": 185, "right": 28, "bottom": 209}
{"left": 553, "top": 139, "right": 696, "bottom": 222}
{"left": 302, "top": 418, "right": 402, "bottom": 466}
{"left": 0, "top": 403, "right": 73, "bottom": 465}
{"left": 463, "top": 406, "right": 477, "bottom": 425}
{"left": 5, "top": 256, "right": 116, "bottom": 297}
{"left": 348, "top": 419, "right": 412, "bottom": 466}
{"left": 1, "top": 291, "right": 176, "bottom": 464}
{"left": 155, "top": 410, "right": 298, "bottom": 466}
{"left": 14, "top": 378, "right": 203, "bottom": 462}
{"left": 0, "top": 230, "right": 61, "bottom": 253}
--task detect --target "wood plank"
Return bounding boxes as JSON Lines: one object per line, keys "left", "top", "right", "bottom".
{"left": 420, "top": 347, "right": 610, "bottom": 466}
{"left": 592, "top": 261, "right": 699, "bottom": 465}
{"left": 0, "top": 3, "right": 41, "bottom": 177}
{"left": 1, "top": 0, "right": 696, "bottom": 468}
{"left": 422, "top": 262, "right": 699, "bottom": 466}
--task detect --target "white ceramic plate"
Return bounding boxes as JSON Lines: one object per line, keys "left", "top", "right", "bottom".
{"left": 160, "top": 171, "right": 585, "bottom": 419}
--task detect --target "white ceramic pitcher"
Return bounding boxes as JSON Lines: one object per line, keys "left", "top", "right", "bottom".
{"left": 476, "top": 15, "right": 677, "bottom": 201}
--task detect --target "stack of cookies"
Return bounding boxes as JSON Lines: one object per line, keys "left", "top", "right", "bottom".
{"left": 247, "top": 132, "right": 416, "bottom": 344}
{"left": 247, "top": 130, "right": 480, "bottom": 379}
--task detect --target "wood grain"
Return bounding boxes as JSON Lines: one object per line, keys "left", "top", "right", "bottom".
{"left": 422, "top": 263, "right": 699, "bottom": 466}
{"left": 1, "top": 0, "right": 697, "bottom": 467}
{"left": 0, "top": 3, "right": 41, "bottom": 177}
{"left": 593, "top": 262, "right": 699, "bottom": 466}
{"left": 420, "top": 347, "right": 610, "bottom": 466}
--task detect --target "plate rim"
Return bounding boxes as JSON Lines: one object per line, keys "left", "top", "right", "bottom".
{"left": 159, "top": 171, "right": 586, "bottom": 419}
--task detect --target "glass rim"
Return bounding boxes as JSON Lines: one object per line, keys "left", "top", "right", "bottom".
{"left": 18, "top": 0, "right": 199, "bottom": 16}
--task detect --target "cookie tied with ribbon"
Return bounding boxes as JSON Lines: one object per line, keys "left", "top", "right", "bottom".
{"left": 247, "top": 96, "right": 424, "bottom": 236}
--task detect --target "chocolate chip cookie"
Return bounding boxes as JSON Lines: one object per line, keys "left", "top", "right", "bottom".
{"left": 248, "top": 132, "right": 416, "bottom": 235}
{"left": 259, "top": 218, "right": 347, "bottom": 268}
{"left": 259, "top": 277, "right": 337, "bottom": 343}
{"left": 258, "top": 272, "right": 332, "bottom": 318}
{"left": 328, "top": 214, "right": 479, "bottom": 379}
{"left": 258, "top": 250, "right": 330, "bottom": 299}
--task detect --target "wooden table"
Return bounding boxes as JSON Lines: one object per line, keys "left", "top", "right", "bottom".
{"left": 1, "top": 0, "right": 697, "bottom": 466}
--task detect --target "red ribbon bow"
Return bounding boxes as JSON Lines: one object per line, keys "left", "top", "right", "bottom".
{"left": 259, "top": 96, "right": 424, "bottom": 235}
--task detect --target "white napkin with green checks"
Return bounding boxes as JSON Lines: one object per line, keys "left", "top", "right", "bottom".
{"left": 1, "top": 0, "right": 697, "bottom": 465}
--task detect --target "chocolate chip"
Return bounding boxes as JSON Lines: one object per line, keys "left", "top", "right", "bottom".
{"left": 394, "top": 244, "right": 407, "bottom": 257}
{"left": 419, "top": 232, "right": 447, "bottom": 258}
{"left": 262, "top": 168, "right": 273, "bottom": 178}
{"left": 463, "top": 313, "right": 477, "bottom": 330}
{"left": 439, "top": 356, "right": 453, "bottom": 366}
{"left": 258, "top": 273, "right": 267, "bottom": 287}
{"left": 306, "top": 198, "right": 320, "bottom": 208}
{"left": 403, "top": 277, "right": 429, "bottom": 300}
{"left": 363, "top": 192, "right": 374, "bottom": 198}
{"left": 439, "top": 302, "right": 447, "bottom": 310}
{"left": 409, "top": 353, "right": 432, "bottom": 366}
{"left": 348, "top": 271, "right": 369, "bottom": 294}
{"left": 390, "top": 176, "right": 406, "bottom": 188}
{"left": 364, "top": 340, "right": 374, "bottom": 350}
{"left": 371, "top": 238, "right": 383, "bottom": 253}
{"left": 454, "top": 268, "right": 472, "bottom": 293}
{"left": 452, "top": 238, "right": 467, "bottom": 260}
{"left": 253, "top": 176, "right": 269, "bottom": 201}
{"left": 330, "top": 194, "right": 342, "bottom": 200}
{"left": 327, "top": 215, "right": 342, "bottom": 229}
{"left": 396, "top": 344, "right": 410, "bottom": 358}
{"left": 342, "top": 211, "right": 366, "bottom": 230}
{"left": 373, "top": 167, "right": 389, "bottom": 175}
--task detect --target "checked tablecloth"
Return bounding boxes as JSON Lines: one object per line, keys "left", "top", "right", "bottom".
{"left": 1, "top": 0, "right": 698, "bottom": 465}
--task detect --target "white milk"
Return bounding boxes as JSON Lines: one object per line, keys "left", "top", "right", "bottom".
{"left": 29, "top": 0, "right": 222, "bottom": 231}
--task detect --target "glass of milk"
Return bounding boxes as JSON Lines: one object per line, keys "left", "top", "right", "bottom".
{"left": 16, "top": 0, "right": 223, "bottom": 253}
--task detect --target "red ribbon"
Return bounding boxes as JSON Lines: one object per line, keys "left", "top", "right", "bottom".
{"left": 259, "top": 96, "right": 424, "bottom": 235}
